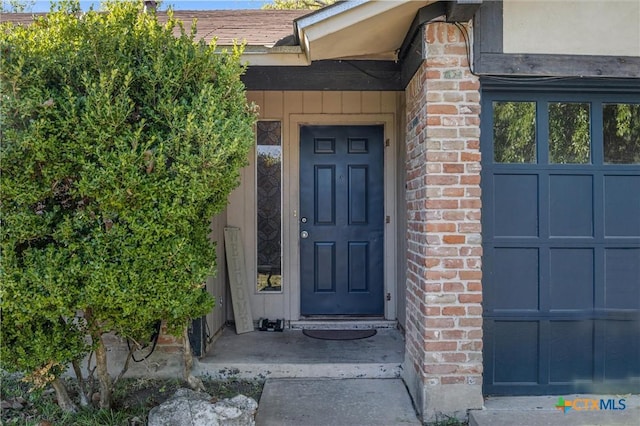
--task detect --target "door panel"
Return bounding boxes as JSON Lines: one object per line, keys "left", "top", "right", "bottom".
{"left": 314, "top": 243, "right": 335, "bottom": 292}
{"left": 314, "top": 166, "right": 336, "bottom": 224}
{"left": 300, "top": 125, "right": 384, "bottom": 315}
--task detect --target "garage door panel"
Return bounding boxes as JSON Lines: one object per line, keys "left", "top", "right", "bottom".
{"left": 603, "top": 320, "right": 640, "bottom": 381}
{"left": 493, "top": 174, "right": 539, "bottom": 237}
{"left": 493, "top": 321, "right": 539, "bottom": 384}
{"left": 604, "top": 249, "right": 640, "bottom": 310}
{"left": 549, "top": 175, "right": 594, "bottom": 237}
{"left": 549, "top": 321, "right": 594, "bottom": 383}
{"left": 604, "top": 175, "right": 640, "bottom": 237}
{"left": 549, "top": 248, "right": 595, "bottom": 311}
{"left": 487, "top": 248, "right": 539, "bottom": 310}
{"left": 482, "top": 88, "right": 640, "bottom": 395}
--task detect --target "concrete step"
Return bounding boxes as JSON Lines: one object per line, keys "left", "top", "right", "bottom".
{"left": 256, "top": 378, "right": 421, "bottom": 426}
{"left": 195, "top": 361, "right": 401, "bottom": 380}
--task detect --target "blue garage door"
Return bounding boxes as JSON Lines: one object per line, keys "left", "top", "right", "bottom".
{"left": 481, "top": 82, "right": 640, "bottom": 395}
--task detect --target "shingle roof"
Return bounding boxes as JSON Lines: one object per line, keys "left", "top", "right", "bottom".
{"left": 0, "top": 10, "right": 309, "bottom": 47}
{"left": 168, "top": 10, "right": 307, "bottom": 46}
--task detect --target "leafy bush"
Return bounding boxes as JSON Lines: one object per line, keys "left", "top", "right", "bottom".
{"left": 1, "top": 0, "right": 255, "bottom": 409}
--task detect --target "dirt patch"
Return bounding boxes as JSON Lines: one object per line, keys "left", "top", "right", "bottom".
{"left": 115, "top": 377, "right": 264, "bottom": 410}
{"left": 1, "top": 373, "right": 264, "bottom": 425}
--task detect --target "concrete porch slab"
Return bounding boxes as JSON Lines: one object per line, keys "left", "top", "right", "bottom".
{"left": 255, "top": 378, "right": 421, "bottom": 426}
{"left": 195, "top": 327, "right": 405, "bottom": 380}
{"left": 470, "top": 394, "right": 640, "bottom": 426}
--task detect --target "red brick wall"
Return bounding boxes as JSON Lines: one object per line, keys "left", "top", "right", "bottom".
{"left": 404, "top": 22, "right": 483, "bottom": 413}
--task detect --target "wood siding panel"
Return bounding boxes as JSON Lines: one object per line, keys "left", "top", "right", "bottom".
{"left": 225, "top": 171, "right": 245, "bottom": 322}
{"left": 284, "top": 91, "right": 303, "bottom": 116}
{"left": 381, "top": 91, "right": 398, "bottom": 114}
{"left": 206, "top": 212, "right": 227, "bottom": 344}
{"left": 225, "top": 145, "right": 257, "bottom": 321}
{"left": 242, "top": 146, "right": 261, "bottom": 318}
{"left": 263, "top": 91, "right": 284, "bottom": 119}
{"left": 303, "top": 91, "right": 323, "bottom": 114}
{"left": 247, "top": 91, "right": 397, "bottom": 117}
{"left": 361, "top": 92, "right": 381, "bottom": 114}
{"left": 322, "top": 92, "right": 342, "bottom": 114}
{"left": 342, "top": 92, "right": 362, "bottom": 113}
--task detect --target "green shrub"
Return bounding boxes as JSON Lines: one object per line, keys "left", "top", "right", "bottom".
{"left": 1, "top": 0, "right": 255, "bottom": 408}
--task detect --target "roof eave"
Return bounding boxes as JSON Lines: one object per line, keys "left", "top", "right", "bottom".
{"left": 294, "top": 0, "right": 393, "bottom": 62}
{"left": 294, "top": 0, "right": 441, "bottom": 62}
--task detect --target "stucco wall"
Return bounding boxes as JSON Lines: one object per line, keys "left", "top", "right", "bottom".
{"left": 503, "top": 0, "right": 640, "bottom": 56}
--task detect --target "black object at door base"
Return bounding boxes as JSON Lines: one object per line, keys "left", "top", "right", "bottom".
{"left": 258, "top": 318, "right": 285, "bottom": 332}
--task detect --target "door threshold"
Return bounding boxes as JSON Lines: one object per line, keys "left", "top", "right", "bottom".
{"left": 289, "top": 319, "right": 397, "bottom": 330}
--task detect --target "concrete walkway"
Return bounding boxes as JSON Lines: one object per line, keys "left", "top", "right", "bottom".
{"left": 470, "top": 395, "right": 640, "bottom": 426}
{"left": 255, "top": 378, "right": 421, "bottom": 426}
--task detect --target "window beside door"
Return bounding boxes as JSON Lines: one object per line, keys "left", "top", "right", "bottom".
{"left": 256, "top": 121, "right": 282, "bottom": 292}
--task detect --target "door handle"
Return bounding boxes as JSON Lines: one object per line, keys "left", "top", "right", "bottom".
{"left": 301, "top": 231, "right": 309, "bottom": 239}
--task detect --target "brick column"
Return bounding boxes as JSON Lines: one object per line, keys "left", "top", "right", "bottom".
{"left": 403, "top": 22, "right": 483, "bottom": 422}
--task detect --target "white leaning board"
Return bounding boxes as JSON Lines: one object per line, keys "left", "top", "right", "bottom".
{"left": 224, "top": 227, "right": 254, "bottom": 334}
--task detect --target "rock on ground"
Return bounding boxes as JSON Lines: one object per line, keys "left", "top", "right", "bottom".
{"left": 148, "top": 388, "right": 258, "bottom": 426}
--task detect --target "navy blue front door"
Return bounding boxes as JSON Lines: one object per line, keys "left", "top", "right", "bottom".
{"left": 299, "top": 126, "right": 384, "bottom": 315}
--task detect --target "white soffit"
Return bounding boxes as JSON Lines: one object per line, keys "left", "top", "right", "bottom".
{"left": 296, "top": 0, "right": 435, "bottom": 61}
{"left": 240, "top": 46, "right": 310, "bottom": 66}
